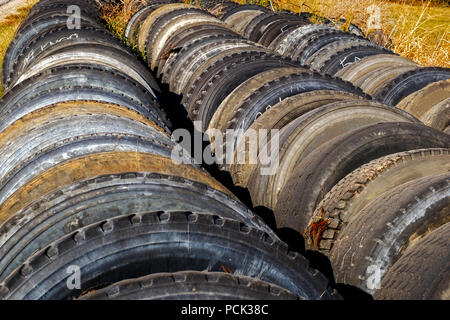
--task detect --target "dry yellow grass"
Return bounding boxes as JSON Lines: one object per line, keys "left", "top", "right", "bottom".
{"left": 0, "top": 0, "right": 448, "bottom": 97}
{"left": 0, "top": 0, "right": 37, "bottom": 97}
{"left": 251, "top": 0, "right": 449, "bottom": 67}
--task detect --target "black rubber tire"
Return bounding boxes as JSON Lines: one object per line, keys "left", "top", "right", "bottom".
{"left": 312, "top": 43, "right": 391, "bottom": 75}
{"left": 396, "top": 78, "right": 450, "bottom": 119}
{"left": 80, "top": 271, "right": 299, "bottom": 300}
{"left": 335, "top": 54, "right": 417, "bottom": 87}
{"left": 208, "top": 67, "right": 308, "bottom": 138}
{"left": 220, "top": 4, "right": 269, "bottom": 21}
{"left": 373, "top": 67, "right": 450, "bottom": 106}
{"left": 23, "top": 1, "right": 100, "bottom": 30}
{"left": 223, "top": 72, "right": 369, "bottom": 142}
{"left": 292, "top": 31, "right": 363, "bottom": 65}
{"left": 223, "top": 9, "right": 266, "bottom": 34}
{"left": 0, "top": 171, "right": 271, "bottom": 281}
{"left": 144, "top": 8, "right": 217, "bottom": 66}
{"left": 247, "top": 13, "right": 284, "bottom": 42}
{"left": 248, "top": 101, "right": 418, "bottom": 209}
{"left": 140, "top": 7, "right": 212, "bottom": 60}
{"left": 310, "top": 148, "right": 450, "bottom": 252}
{"left": 0, "top": 102, "right": 170, "bottom": 186}
{"left": 0, "top": 65, "right": 169, "bottom": 132}
{"left": 27, "top": 0, "right": 99, "bottom": 17}
{"left": 241, "top": 11, "right": 274, "bottom": 39}
{"left": 0, "top": 212, "right": 340, "bottom": 300}
{"left": 373, "top": 222, "right": 450, "bottom": 300}
{"left": 124, "top": 5, "right": 163, "bottom": 44}
{"left": 282, "top": 26, "right": 338, "bottom": 58}
{"left": 0, "top": 134, "right": 175, "bottom": 208}
{"left": 185, "top": 53, "right": 301, "bottom": 130}
{"left": 359, "top": 65, "right": 419, "bottom": 97}
{"left": 258, "top": 18, "right": 310, "bottom": 47}
{"left": 274, "top": 122, "right": 450, "bottom": 234}
{"left": 283, "top": 28, "right": 339, "bottom": 60}
{"left": 162, "top": 36, "right": 255, "bottom": 94}
{"left": 1, "top": 16, "right": 101, "bottom": 89}
{"left": 154, "top": 24, "right": 238, "bottom": 76}
{"left": 9, "top": 42, "right": 160, "bottom": 96}
{"left": 229, "top": 90, "right": 363, "bottom": 188}
{"left": 329, "top": 173, "right": 450, "bottom": 294}
{"left": 7, "top": 27, "right": 141, "bottom": 91}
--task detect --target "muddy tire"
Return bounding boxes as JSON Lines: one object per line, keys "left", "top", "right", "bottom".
{"left": 420, "top": 99, "right": 450, "bottom": 131}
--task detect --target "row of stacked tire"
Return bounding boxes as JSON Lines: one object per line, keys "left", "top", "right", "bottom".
{"left": 0, "top": 0, "right": 343, "bottom": 300}
{"left": 123, "top": 0, "right": 450, "bottom": 299}
{"left": 203, "top": 0, "right": 450, "bottom": 132}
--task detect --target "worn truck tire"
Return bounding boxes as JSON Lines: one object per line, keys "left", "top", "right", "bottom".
{"left": 0, "top": 212, "right": 340, "bottom": 300}
{"left": 396, "top": 79, "right": 450, "bottom": 119}
{"left": 329, "top": 173, "right": 450, "bottom": 294}
{"left": 373, "top": 67, "right": 450, "bottom": 106}
{"left": 0, "top": 172, "right": 272, "bottom": 281}
{"left": 274, "top": 122, "right": 450, "bottom": 233}
{"left": 229, "top": 90, "right": 362, "bottom": 188}
{"left": 309, "top": 148, "right": 450, "bottom": 252}
{"left": 80, "top": 271, "right": 299, "bottom": 300}
{"left": 373, "top": 222, "right": 450, "bottom": 300}
{"left": 249, "top": 101, "right": 418, "bottom": 209}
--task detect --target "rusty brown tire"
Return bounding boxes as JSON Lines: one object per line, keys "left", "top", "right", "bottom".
{"left": 229, "top": 90, "right": 364, "bottom": 188}
{"left": 329, "top": 173, "right": 450, "bottom": 295}
{"left": 274, "top": 122, "right": 450, "bottom": 234}
{"left": 248, "top": 101, "right": 419, "bottom": 210}
{"left": 309, "top": 148, "right": 450, "bottom": 252}
{"left": 373, "top": 222, "right": 450, "bottom": 300}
